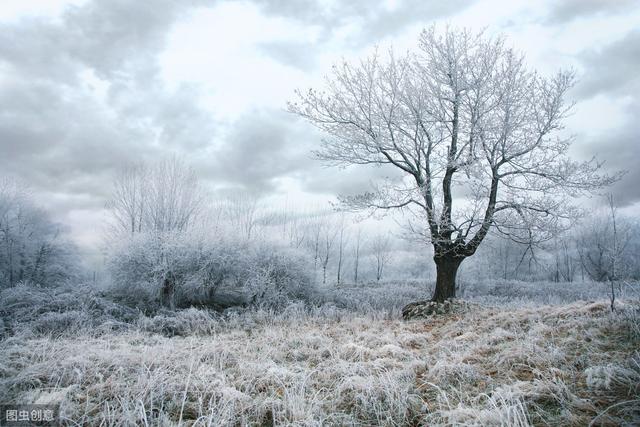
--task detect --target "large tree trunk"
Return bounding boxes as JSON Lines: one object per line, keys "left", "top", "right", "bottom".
{"left": 431, "top": 256, "right": 464, "bottom": 303}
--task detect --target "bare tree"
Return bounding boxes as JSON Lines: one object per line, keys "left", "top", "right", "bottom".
{"left": 606, "top": 195, "right": 630, "bottom": 311}
{"left": 607, "top": 195, "right": 624, "bottom": 283}
{"left": 577, "top": 219, "right": 610, "bottom": 283}
{"left": 372, "top": 233, "right": 392, "bottom": 282}
{"left": 282, "top": 211, "right": 307, "bottom": 248}
{"left": 335, "top": 214, "right": 348, "bottom": 285}
{"left": 107, "top": 165, "right": 146, "bottom": 235}
{"left": 107, "top": 158, "right": 204, "bottom": 236}
{"left": 310, "top": 220, "right": 322, "bottom": 272}
{"left": 552, "top": 238, "right": 578, "bottom": 283}
{"left": 303, "top": 218, "right": 323, "bottom": 273}
{"left": 353, "top": 227, "right": 363, "bottom": 284}
{"left": 289, "top": 26, "right": 616, "bottom": 302}
{"left": 496, "top": 238, "right": 515, "bottom": 280}
{"left": 106, "top": 158, "right": 204, "bottom": 308}
{"left": 300, "top": 209, "right": 334, "bottom": 276}
{"left": 146, "top": 158, "right": 203, "bottom": 233}
{"left": 577, "top": 196, "right": 632, "bottom": 288}
{"left": 320, "top": 221, "right": 339, "bottom": 285}
{"left": 221, "top": 193, "right": 260, "bottom": 240}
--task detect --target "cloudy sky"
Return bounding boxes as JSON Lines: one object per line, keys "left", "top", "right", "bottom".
{"left": 1, "top": 0, "right": 639, "bottom": 250}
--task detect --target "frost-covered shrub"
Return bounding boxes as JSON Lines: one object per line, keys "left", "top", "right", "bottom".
{"left": 322, "top": 280, "right": 432, "bottom": 314}
{"left": 106, "top": 231, "right": 316, "bottom": 312}
{"left": 459, "top": 279, "right": 640, "bottom": 307}
{"left": 585, "top": 356, "right": 640, "bottom": 393}
{"left": 107, "top": 231, "right": 242, "bottom": 310}
{"left": 243, "top": 243, "right": 317, "bottom": 309}
{"left": 0, "top": 282, "right": 138, "bottom": 338}
{"left": 617, "top": 304, "right": 640, "bottom": 343}
{"left": 434, "top": 389, "right": 531, "bottom": 427}
{"left": 138, "top": 308, "right": 221, "bottom": 337}
{"left": 428, "top": 361, "right": 483, "bottom": 386}
{"left": 334, "top": 371, "right": 422, "bottom": 425}
{"left": 30, "top": 310, "right": 92, "bottom": 336}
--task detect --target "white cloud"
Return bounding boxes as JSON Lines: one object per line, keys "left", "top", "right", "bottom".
{"left": 158, "top": 2, "right": 320, "bottom": 119}
{"left": 0, "top": 0, "right": 88, "bottom": 22}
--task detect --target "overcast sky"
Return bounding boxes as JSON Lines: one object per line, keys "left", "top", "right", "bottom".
{"left": 1, "top": 0, "right": 639, "bottom": 250}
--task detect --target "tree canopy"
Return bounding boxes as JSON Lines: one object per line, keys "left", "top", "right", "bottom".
{"left": 289, "top": 27, "right": 617, "bottom": 300}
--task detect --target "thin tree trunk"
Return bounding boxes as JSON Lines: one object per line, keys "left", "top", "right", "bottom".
{"left": 322, "top": 264, "right": 327, "bottom": 285}
{"left": 609, "top": 279, "right": 616, "bottom": 312}
{"left": 353, "top": 229, "right": 361, "bottom": 284}
{"left": 353, "top": 252, "right": 359, "bottom": 284}
{"left": 8, "top": 240, "right": 13, "bottom": 286}
{"left": 337, "top": 237, "right": 343, "bottom": 286}
{"left": 322, "top": 254, "right": 329, "bottom": 285}
{"left": 431, "top": 256, "right": 464, "bottom": 303}
{"left": 160, "top": 272, "right": 176, "bottom": 309}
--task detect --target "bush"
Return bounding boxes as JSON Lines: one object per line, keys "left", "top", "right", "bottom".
{"left": 138, "top": 308, "right": 221, "bottom": 337}
{"left": 30, "top": 310, "right": 92, "bottom": 336}
{"left": 243, "top": 243, "right": 317, "bottom": 309}
{"left": 106, "top": 231, "right": 316, "bottom": 312}
{"left": 322, "top": 280, "right": 432, "bottom": 315}
{"left": 0, "top": 282, "right": 139, "bottom": 338}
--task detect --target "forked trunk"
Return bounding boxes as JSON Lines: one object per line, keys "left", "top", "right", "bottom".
{"left": 431, "top": 256, "right": 464, "bottom": 303}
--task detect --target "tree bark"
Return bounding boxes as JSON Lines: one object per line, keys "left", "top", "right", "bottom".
{"left": 160, "top": 272, "right": 176, "bottom": 310}
{"left": 431, "top": 256, "right": 464, "bottom": 303}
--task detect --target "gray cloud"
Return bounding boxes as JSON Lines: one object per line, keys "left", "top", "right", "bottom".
{"left": 0, "top": 0, "right": 216, "bottom": 218}
{"left": 300, "top": 164, "right": 405, "bottom": 197}
{"left": 573, "top": 29, "right": 640, "bottom": 99}
{"left": 252, "top": 0, "right": 472, "bottom": 36}
{"left": 258, "top": 41, "right": 318, "bottom": 71}
{"left": 62, "top": 0, "right": 205, "bottom": 80}
{"left": 545, "top": 0, "right": 636, "bottom": 23}
{"left": 0, "top": 78, "right": 149, "bottom": 201}
{"left": 353, "top": 0, "right": 474, "bottom": 45}
{"left": 570, "top": 29, "right": 640, "bottom": 206}
{"left": 583, "top": 101, "right": 640, "bottom": 207}
{"left": 1, "top": 0, "right": 639, "bottom": 246}
{"left": 202, "top": 109, "right": 316, "bottom": 193}
{"left": 199, "top": 107, "right": 404, "bottom": 198}
{"left": 196, "top": 103, "right": 408, "bottom": 197}
{"left": 251, "top": 0, "right": 474, "bottom": 67}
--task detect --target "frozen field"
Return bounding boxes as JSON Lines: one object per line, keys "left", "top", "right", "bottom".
{"left": 1, "top": 281, "right": 639, "bottom": 426}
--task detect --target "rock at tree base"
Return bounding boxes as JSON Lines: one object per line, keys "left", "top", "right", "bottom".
{"left": 402, "top": 299, "right": 469, "bottom": 320}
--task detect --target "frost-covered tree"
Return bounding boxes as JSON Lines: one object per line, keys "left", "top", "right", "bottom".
{"left": 106, "top": 158, "right": 205, "bottom": 306}
{"left": 320, "top": 221, "right": 338, "bottom": 285}
{"left": 577, "top": 196, "right": 633, "bottom": 284}
{"left": 335, "top": 214, "right": 348, "bottom": 285}
{"left": 289, "top": 27, "right": 616, "bottom": 302}
{"left": 372, "top": 233, "right": 392, "bottom": 282}
{"left": 0, "top": 179, "right": 78, "bottom": 288}
{"left": 353, "top": 227, "right": 364, "bottom": 284}
{"left": 107, "top": 157, "right": 204, "bottom": 236}
{"left": 219, "top": 193, "right": 260, "bottom": 241}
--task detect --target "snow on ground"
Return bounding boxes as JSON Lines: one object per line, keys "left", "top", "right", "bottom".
{"left": 1, "top": 287, "right": 639, "bottom": 426}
